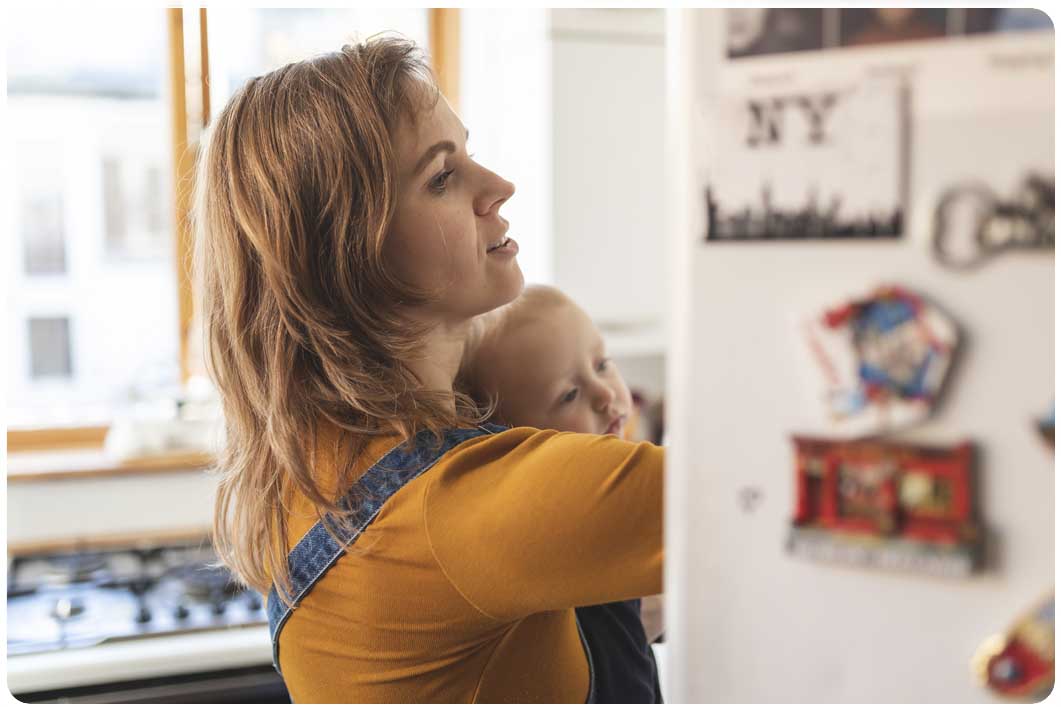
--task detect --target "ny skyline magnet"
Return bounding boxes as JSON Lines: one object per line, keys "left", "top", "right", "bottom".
{"left": 803, "top": 284, "right": 959, "bottom": 437}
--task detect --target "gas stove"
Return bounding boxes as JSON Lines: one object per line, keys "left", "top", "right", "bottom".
{"left": 7, "top": 539, "right": 267, "bottom": 653}
{"left": 8, "top": 543, "right": 266, "bottom": 656}
{"left": 7, "top": 542, "right": 284, "bottom": 702}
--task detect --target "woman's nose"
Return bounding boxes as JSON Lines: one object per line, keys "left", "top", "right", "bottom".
{"left": 474, "top": 168, "right": 515, "bottom": 217}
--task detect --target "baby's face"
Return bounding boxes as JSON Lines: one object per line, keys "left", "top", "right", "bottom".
{"left": 482, "top": 302, "right": 633, "bottom": 437}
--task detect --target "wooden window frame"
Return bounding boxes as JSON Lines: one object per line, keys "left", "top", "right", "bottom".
{"left": 430, "top": 8, "right": 461, "bottom": 108}
{"left": 8, "top": 8, "right": 461, "bottom": 455}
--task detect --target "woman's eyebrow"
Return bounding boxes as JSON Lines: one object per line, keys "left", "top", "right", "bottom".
{"left": 412, "top": 128, "right": 470, "bottom": 177}
{"left": 413, "top": 140, "right": 456, "bottom": 176}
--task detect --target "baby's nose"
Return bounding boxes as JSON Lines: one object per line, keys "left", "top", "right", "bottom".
{"left": 593, "top": 386, "right": 616, "bottom": 412}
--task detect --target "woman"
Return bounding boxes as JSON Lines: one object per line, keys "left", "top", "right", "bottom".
{"left": 194, "top": 36, "right": 663, "bottom": 703}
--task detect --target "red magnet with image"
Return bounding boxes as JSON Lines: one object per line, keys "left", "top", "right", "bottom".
{"left": 787, "top": 435, "right": 982, "bottom": 577}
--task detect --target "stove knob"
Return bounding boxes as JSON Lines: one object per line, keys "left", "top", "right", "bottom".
{"left": 174, "top": 604, "right": 190, "bottom": 620}
{"left": 51, "top": 597, "right": 86, "bottom": 622}
{"left": 136, "top": 606, "right": 153, "bottom": 623}
{"left": 212, "top": 601, "right": 227, "bottom": 616}
{"left": 246, "top": 594, "right": 262, "bottom": 612}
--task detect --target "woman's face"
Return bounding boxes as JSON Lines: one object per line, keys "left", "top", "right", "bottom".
{"left": 385, "top": 88, "right": 523, "bottom": 326}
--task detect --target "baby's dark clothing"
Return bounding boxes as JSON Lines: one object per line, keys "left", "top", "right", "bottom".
{"left": 576, "top": 598, "right": 663, "bottom": 703}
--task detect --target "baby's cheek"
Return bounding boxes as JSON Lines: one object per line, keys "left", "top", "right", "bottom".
{"left": 551, "top": 408, "right": 594, "bottom": 435}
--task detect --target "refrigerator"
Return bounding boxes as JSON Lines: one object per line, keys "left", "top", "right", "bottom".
{"left": 664, "top": 9, "right": 1054, "bottom": 702}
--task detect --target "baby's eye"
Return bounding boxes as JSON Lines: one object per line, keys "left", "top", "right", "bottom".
{"left": 429, "top": 168, "right": 455, "bottom": 194}
{"left": 561, "top": 388, "right": 579, "bottom": 404}
{"left": 596, "top": 358, "right": 610, "bottom": 373}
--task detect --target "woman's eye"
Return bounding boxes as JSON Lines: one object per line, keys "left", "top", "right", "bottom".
{"left": 561, "top": 388, "right": 579, "bottom": 404}
{"left": 596, "top": 358, "right": 610, "bottom": 373}
{"left": 429, "top": 168, "right": 455, "bottom": 194}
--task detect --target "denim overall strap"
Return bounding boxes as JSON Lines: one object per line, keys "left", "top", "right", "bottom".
{"left": 266, "top": 424, "right": 506, "bottom": 674}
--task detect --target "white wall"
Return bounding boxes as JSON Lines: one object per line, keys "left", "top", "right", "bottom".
{"left": 460, "top": 8, "right": 553, "bottom": 286}
{"left": 462, "top": 9, "right": 668, "bottom": 395}
{"left": 666, "top": 10, "right": 1054, "bottom": 702}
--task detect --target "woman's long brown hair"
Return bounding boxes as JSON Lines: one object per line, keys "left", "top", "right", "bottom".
{"left": 193, "top": 36, "right": 483, "bottom": 603}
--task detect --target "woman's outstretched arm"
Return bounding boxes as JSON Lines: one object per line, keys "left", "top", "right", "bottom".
{"left": 423, "top": 427, "right": 663, "bottom": 620}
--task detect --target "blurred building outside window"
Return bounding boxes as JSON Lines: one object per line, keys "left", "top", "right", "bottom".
{"left": 7, "top": 6, "right": 178, "bottom": 431}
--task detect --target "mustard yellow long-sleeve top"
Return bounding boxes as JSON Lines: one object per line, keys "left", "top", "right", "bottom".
{"left": 278, "top": 425, "right": 664, "bottom": 703}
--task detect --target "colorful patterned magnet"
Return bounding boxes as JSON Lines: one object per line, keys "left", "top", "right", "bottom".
{"left": 803, "top": 285, "right": 958, "bottom": 436}
{"left": 786, "top": 436, "right": 982, "bottom": 577}
{"left": 972, "top": 591, "right": 1054, "bottom": 699}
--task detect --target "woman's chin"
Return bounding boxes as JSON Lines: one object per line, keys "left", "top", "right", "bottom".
{"left": 508, "top": 267, "right": 525, "bottom": 298}
{"left": 493, "top": 267, "right": 525, "bottom": 308}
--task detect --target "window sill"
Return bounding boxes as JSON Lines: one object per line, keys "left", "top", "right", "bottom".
{"left": 7, "top": 448, "right": 214, "bottom": 483}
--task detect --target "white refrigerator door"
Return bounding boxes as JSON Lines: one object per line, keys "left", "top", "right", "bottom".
{"left": 664, "top": 9, "right": 1054, "bottom": 703}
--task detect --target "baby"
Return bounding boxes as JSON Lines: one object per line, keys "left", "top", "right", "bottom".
{"left": 461, "top": 284, "right": 664, "bottom": 703}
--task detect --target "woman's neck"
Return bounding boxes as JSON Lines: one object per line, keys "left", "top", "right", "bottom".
{"left": 406, "top": 320, "right": 470, "bottom": 410}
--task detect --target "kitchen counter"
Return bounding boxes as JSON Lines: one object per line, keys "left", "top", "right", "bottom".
{"left": 7, "top": 625, "right": 272, "bottom": 694}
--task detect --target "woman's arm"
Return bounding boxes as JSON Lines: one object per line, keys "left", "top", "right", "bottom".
{"left": 423, "top": 427, "right": 663, "bottom": 621}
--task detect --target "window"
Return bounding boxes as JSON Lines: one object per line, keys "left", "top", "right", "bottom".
{"left": 205, "top": 8, "right": 430, "bottom": 111}
{"left": 28, "top": 317, "right": 73, "bottom": 379}
{"left": 7, "top": 6, "right": 178, "bottom": 430}
{"left": 16, "top": 140, "right": 67, "bottom": 276}
{"left": 7, "top": 8, "right": 451, "bottom": 445}
{"left": 102, "top": 155, "right": 167, "bottom": 259}
{"left": 22, "top": 193, "right": 67, "bottom": 275}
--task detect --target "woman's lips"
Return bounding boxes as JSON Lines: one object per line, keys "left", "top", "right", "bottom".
{"left": 487, "top": 236, "right": 518, "bottom": 256}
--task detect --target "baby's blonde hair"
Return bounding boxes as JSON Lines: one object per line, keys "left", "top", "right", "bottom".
{"left": 458, "top": 284, "right": 573, "bottom": 407}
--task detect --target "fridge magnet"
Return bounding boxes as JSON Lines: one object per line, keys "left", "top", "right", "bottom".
{"left": 1036, "top": 402, "right": 1054, "bottom": 450}
{"left": 727, "top": 9, "right": 824, "bottom": 59}
{"left": 971, "top": 591, "right": 1054, "bottom": 699}
{"left": 932, "top": 173, "right": 1054, "bottom": 270}
{"left": 704, "top": 75, "right": 907, "bottom": 241}
{"left": 963, "top": 8, "right": 1054, "bottom": 35}
{"left": 786, "top": 436, "right": 982, "bottom": 577}
{"left": 803, "top": 285, "right": 959, "bottom": 437}
{"left": 839, "top": 8, "right": 947, "bottom": 47}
